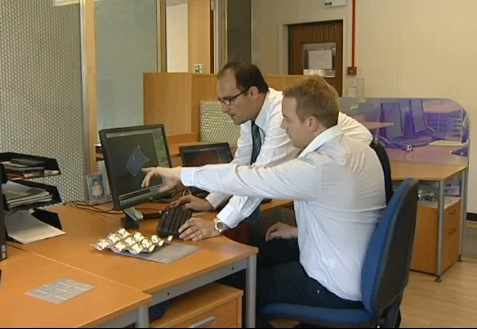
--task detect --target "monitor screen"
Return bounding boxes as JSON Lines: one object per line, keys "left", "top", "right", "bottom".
{"left": 410, "top": 99, "right": 427, "bottom": 133}
{"left": 179, "top": 143, "right": 233, "bottom": 198}
{"left": 180, "top": 143, "right": 233, "bottom": 167}
{"left": 99, "top": 124, "right": 172, "bottom": 210}
{"left": 381, "top": 102, "right": 403, "bottom": 139}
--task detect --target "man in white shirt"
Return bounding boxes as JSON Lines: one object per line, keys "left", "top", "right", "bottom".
{"left": 142, "top": 76, "right": 386, "bottom": 312}
{"left": 173, "top": 62, "right": 372, "bottom": 238}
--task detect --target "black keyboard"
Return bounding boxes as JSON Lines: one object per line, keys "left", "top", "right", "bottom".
{"left": 157, "top": 205, "right": 192, "bottom": 238}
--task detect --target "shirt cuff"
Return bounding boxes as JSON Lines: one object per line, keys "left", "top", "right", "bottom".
{"left": 216, "top": 204, "right": 246, "bottom": 229}
{"left": 206, "top": 193, "right": 229, "bottom": 209}
{"left": 180, "top": 167, "right": 196, "bottom": 187}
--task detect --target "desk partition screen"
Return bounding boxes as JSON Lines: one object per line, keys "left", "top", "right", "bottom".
{"left": 0, "top": 1, "right": 84, "bottom": 202}
{"left": 0, "top": 184, "right": 6, "bottom": 261}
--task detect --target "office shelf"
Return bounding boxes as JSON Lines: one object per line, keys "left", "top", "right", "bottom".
{"left": 0, "top": 152, "right": 64, "bottom": 257}
{"left": 1, "top": 180, "right": 62, "bottom": 212}
{"left": 0, "top": 152, "right": 61, "bottom": 181}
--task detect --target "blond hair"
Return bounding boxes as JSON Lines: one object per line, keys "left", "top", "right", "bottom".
{"left": 283, "top": 76, "right": 340, "bottom": 128}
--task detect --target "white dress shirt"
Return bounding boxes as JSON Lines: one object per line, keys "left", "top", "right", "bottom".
{"left": 182, "top": 126, "right": 385, "bottom": 301}
{"left": 206, "top": 88, "right": 373, "bottom": 229}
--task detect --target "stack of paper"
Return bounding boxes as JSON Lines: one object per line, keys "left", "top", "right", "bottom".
{"left": 2, "top": 181, "right": 52, "bottom": 208}
{"left": 5, "top": 210, "right": 65, "bottom": 244}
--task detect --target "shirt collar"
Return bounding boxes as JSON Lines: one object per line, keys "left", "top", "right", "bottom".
{"left": 299, "top": 125, "right": 344, "bottom": 158}
{"left": 253, "top": 89, "right": 277, "bottom": 130}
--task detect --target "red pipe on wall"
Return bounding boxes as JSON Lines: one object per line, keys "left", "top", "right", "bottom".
{"left": 348, "top": 0, "right": 357, "bottom": 75}
{"left": 352, "top": 0, "right": 356, "bottom": 68}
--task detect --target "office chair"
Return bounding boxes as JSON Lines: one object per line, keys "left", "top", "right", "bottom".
{"left": 370, "top": 139, "right": 393, "bottom": 204}
{"left": 260, "top": 179, "right": 419, "bottom": 328}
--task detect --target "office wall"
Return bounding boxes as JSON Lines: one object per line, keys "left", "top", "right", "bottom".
{"left": 0, "top": 0, "right": 84, "bottom": 201}
{"left": 96, "top": 0, "right": 157, "bottom": 131}
{"left": 252, "top": 0, "right": 477, "bottom": 212}
{"left": 166, "top": 2, "right": 189, "bottom": 72}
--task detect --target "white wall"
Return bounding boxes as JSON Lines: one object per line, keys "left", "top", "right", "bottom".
{"left": 252, "top": 0, "right": 477, "bottom": 212}
{"left": 167, "top": 3, "right": 189, "bottom": 72}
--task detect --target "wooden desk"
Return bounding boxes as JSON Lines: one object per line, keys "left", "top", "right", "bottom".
{"left": 390, "top": 147, "right": 468, "bottom": 281}
{"left": 361, "top": 121, "right": 393, "bottom": 130}
{"left": 260, "top": 199, "right": 293, "bottom": 212}
{"left": 423, "top": 99, "right": 462, "bottom": 114}
{"left": 391, "top": 162, "right": 467, "bottom": 182}
{"left": 0, "top": 247, "right": 151, "bottom": 328}
{"left": 15, "top": 206, "right": 258, "bottom": 328}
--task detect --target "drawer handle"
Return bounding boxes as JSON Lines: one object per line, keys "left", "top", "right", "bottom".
{"left": 189, "top": 316, "right": 217, "bottom": 328}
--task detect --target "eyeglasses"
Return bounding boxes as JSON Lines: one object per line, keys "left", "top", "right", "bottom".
{"left": 218, "top": 89, "right": 248, "bottom": 105}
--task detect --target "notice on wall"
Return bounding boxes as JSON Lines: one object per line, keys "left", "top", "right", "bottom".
{"left": 308, "top": 49, "right": 333, "bottom": 70}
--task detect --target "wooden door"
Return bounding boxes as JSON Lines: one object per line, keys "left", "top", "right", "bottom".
{"left": 188, "top": 0, "right": 212, "bottom": 74}
{"left": 289, "top": 20, "right": 343, "bottom": 95}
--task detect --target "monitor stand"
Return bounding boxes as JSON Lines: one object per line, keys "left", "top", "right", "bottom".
{"left": 122, "top": 207, "right": 144, "bottom": 230}
{"left": 122, "top": 207, "right": 163, "bottom": 230}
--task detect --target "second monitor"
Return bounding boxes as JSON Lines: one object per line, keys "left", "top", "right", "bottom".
{"left": 180, "top": 143, "right": 233, "bottom": 198}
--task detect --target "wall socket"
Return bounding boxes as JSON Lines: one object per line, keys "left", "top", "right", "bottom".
{"left": 347, "top": 66, "right": 358, "bottom": 76}
{"left": 321, "top": 0, "right": 348, "bottom": 8}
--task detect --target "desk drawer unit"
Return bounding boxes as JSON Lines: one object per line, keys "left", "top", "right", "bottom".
{"left": 411, "top": 198, "right": 461, "bottom": 274}
{"left": 152, "top": 283, "right": 242, "bottom": 328}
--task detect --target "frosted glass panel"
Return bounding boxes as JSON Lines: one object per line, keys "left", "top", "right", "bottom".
{"left": 96, "top": 0, "right": 158, "bottom": 132}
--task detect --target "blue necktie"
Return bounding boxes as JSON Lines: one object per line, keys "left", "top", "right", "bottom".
{"left": 251, "top": 121, "right": 262, "bottom": 164}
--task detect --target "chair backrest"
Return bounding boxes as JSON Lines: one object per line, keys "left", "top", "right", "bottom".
{"left": 370, "top": 139, "right": 393, "bottom": 204}
{"left": 361, "top": 178, "right": 418, "bottom": 317}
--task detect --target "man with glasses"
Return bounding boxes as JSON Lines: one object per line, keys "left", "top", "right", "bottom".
{"left": 172, "top": 62, "right": 372, "bottom": 241}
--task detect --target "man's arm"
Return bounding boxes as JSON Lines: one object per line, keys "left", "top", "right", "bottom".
{"left": 338, "top": 112, "right": 373, "bottom": 144}
{"left": 215, "top": 112, "right": 298, "bottom": 229}
{"left": 181, "top": 158, "right": 323, "bottom": 202}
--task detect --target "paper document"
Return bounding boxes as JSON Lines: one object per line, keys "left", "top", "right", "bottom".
{"left": 308, "top": 49, "right": 333, "bottom": 70}
{"left": 118, "top": 243, "right": 200, "bottom": 264}
{"left": 26, "top": 279, "right": 94, "bottom": 304}
{"left": 2, "top": 181, "right": 52, "bottom": 208}
{"left": 5, "top": 210, "right": 65, "bottom": 244}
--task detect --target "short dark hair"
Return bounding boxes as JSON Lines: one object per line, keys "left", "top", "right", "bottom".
{"left": 218, "top": 62, "right": 269, "bottom": 94}
{"left": 283, "top": 76, "right": 340, "bottom": 128}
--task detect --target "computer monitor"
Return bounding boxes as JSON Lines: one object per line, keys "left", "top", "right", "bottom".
{"left": 410, "top": 99, "right": 427, "bottom": 134}
{"left": 99, "top": 124, "right": 172, "bottom": 227}
{"left": 180, "top": 143, "right": 233, "bottom": 167}
{"left": 180, "top": 143, "right": 233, "bottom": 198}
{"left": 381, "top": 102, "right": 404, "bottom": 140}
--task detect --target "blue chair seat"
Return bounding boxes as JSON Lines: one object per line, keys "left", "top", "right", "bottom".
{"left": 261, "top": 303, "right": 375, "bottom": 328}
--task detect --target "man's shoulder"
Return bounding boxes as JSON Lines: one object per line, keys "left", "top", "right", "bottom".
{"left": 317, "top": 134, "right": 372, "bottom": 158}
{"left": 266, "top": 88, "right": 284, "bottom": 108}
{"left": 340, "top": 134, "right": 373, "bottom": 153}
